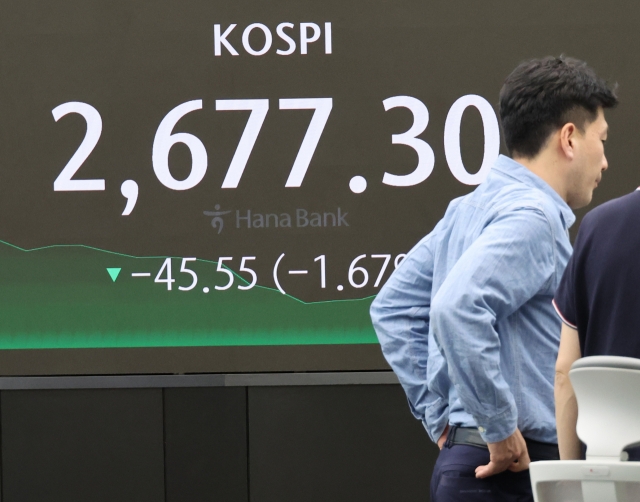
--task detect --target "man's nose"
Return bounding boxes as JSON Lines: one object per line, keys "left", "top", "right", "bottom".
{"left": 602, "top": 156, "right": 609, "bottom": 171}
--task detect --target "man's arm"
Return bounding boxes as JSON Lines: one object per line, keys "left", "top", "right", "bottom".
{"left": 555, "top": 323, "right": 582, "bottom": 460}
{"left": 430, "top": 207, "right": 556, "bottom": 475}
{"left": 370, "top": 233, "right": 447, "bottom": 443}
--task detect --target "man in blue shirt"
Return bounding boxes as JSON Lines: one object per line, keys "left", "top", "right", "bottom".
{"left": 370, "top": 56, "right": 617, "bottom": 501}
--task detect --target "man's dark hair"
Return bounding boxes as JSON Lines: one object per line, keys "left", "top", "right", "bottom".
{"left": 499, "top": 56, "right": 618, "bottom": 159}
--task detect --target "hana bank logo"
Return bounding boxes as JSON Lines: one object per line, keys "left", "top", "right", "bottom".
{"left": 203, "top": 206, "right": 349, "bottom": 234}
{"left": 203, "top": 205, "right": 232, "bottom": 234}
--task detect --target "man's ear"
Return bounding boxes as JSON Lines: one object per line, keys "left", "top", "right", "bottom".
{"left": 559, "top": 123, "right": 577, "bottom": 160}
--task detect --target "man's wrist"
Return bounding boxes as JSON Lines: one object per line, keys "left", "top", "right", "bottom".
{"left": 475, "top": 407, "right": 518, "bottom": 443}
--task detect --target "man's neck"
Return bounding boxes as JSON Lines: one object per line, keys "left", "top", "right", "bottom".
{"left": 512, "top": 153, "right": 568, "bottom": 203}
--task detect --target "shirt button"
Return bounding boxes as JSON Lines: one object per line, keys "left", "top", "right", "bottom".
{"left": 478, "top": 426, "right": 485, "bottom": 433}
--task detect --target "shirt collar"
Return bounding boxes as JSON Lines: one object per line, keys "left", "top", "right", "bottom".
{"left": 492, "top": 155, "right": 576, "bottom": 229}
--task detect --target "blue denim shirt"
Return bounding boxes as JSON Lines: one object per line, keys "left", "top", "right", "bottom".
{"left": 370, "top": 155, "right": 574, "bottom": 444}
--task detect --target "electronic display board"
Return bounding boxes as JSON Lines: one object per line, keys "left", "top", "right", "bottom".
{"left": 0, "top": 0, "right": 638, "bottom": 375}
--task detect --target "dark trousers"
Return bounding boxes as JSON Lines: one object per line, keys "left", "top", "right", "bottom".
{"left": 430, "top": 445, "right": 534, "bottom": 502}
{"left": 627, "top": 446, "right": 640, "bottom": 461}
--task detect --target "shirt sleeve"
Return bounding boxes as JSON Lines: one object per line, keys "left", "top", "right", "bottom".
{"left": 370, "top": 232, "right": 445, "bottom": 442}
{"left": 553, "top": 257, "right": 578, "bottom": 330}
{"left": 553, "top": 237, "right": 580, "bottom": 330}
{"left": 430, "top": 207, "right": 556, "bottom": 443}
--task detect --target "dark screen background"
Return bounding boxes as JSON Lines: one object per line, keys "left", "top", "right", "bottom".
{"left": 0, "top": 0, "right": 638, "bottom": 374}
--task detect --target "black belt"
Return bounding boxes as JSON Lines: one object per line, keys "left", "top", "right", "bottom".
{"left": 446, "top": 426, "right": 559, "bottom": 461}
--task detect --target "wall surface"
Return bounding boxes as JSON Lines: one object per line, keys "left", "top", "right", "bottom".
{"left": 0, "top": 382, "right": 438, "bottom": 502}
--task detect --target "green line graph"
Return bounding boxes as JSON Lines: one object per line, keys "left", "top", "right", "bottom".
{"left": 0, "top": 240, "right": 377, "bottom": 349}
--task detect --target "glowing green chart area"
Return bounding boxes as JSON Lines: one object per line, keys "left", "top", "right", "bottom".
{"left": 0, "top": 241, "right": 377, "bottom": 349}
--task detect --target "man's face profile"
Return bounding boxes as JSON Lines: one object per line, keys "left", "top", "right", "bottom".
{"left": 566, "top": 108, "right": 609, "bottom": 209}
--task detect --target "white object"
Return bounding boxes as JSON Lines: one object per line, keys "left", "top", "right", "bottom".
{"left": 530, "top": 356, "right": 640, "bottom": 502}
{"left": 52, "top": 101, "right": 105, "bottom": 191}
{"left": 443, "top": 94, "right": 500, "bottom": 186}
{"left": 120, "top": 180, "right": 138, "bottom": 216}
{"left": 152, "top": 100, "right": 207, "bottom": 191}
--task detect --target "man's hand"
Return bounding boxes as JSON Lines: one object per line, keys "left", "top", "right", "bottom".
{"left": 437, "top": 425, "right": 450, "bottom": 450}
{"left": 475, "top": 429, "right": 530, "bottom": 478}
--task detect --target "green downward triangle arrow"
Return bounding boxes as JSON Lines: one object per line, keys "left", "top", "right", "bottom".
{"left": 106, "top": 268, "right": 121, "bottom": 282}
